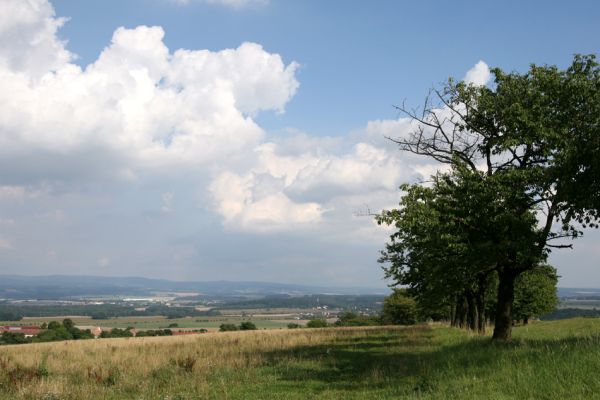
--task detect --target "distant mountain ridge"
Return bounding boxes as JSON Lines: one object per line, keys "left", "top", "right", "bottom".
{"left": 0, "top": 274, "right": 389, "bottom": 299}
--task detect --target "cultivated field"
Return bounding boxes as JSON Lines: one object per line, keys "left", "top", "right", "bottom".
{"left": 4, "top": 315, "right": 304, "bottom": 331}
{"left": 1, "top": 319, "right": 600, "bottom": 399}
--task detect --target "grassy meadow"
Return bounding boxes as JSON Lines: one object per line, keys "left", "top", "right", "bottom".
{"left": 1, "top": 318, "right": 600, "bottom": 399}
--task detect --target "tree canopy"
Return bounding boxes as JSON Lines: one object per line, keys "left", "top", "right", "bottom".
{"left": 380, "top": 54, "right": 600, "bottom": 340}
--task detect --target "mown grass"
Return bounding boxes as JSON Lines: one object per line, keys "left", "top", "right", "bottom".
{"left": 0, "top": 318, "right": 600, "bottom": 399}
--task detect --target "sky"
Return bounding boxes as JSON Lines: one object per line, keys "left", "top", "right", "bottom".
{"left": 0, "top": 0, "right": 598, "bottom": 288}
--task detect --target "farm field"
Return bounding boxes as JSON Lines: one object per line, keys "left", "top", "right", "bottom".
{"left": 1, "top": 318, "right": 600, "bottom": 399}
{"left": 3, "top": 315, "right": 304, "bottom": 331}
{"left": 558, "top": 300, "right": 600, "bottom": 310}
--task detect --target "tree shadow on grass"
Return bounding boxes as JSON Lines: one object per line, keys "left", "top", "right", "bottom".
{"left": 259, "top": 326, "right": 441, "bottom": 395}
{"left": 257, "top": 325, "right": 600, "bottom": 397}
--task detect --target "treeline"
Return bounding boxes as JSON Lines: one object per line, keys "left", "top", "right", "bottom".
{"left": 0, "top": 304, "right": 220, "bottom": 321}
{"left": 99, "top": 328, "right": 174, "bottom": 338}
{"left": 540, "top": 308, "right": 600, "bottom": 321}
{"left": 218, "top": 321, "right": 258, "bottom": 331}
{"left": 0, "top": 319, "right": 177, "bottom": 345}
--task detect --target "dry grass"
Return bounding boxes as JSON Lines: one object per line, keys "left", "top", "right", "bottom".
{"left": 2, "top": 320, "right": 599, "bottom": 399}
{"left": 0, "top": 326, "right": 410, "bottom": 399}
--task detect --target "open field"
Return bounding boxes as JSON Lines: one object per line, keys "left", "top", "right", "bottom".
{"left": 1, "top": 319, "right": 600, "bottom": 399}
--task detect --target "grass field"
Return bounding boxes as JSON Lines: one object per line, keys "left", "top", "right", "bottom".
{"left": 1, "top": 318, "right": 600, "bottom": 399}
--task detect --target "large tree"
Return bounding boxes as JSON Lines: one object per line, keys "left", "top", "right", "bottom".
{"left": 379, "top": 165, "right": 540, "bottom": 334}
{"left": 384, "top": 55, "right": 600, "bottom": 340}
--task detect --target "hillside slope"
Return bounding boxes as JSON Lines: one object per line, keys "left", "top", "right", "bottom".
{"left": 1, "top": 319, "right": 600, "bottom": 399}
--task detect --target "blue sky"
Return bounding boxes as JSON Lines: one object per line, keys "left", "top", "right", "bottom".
{"left": 0, "top": 0, "right": 598, "bottom": 288}
{"left": 53, "top": 0, "right": 600, "bottom": 136}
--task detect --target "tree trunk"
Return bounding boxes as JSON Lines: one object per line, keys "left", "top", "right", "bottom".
{"left": 466, "top": 291, "right": 478, "bottom": 331}
{"left": 523, "top": 317, "right": 529, "bottom": 325}
{"left": 476, "top": 279, "right": 486, "bottom": 335}
{"left": 458, "top": 295, "right": 468, "bottom": 328}
{"left": 450, "top": 295, "right": 458, "bottom": 327}
{"left": 454, "top": 294, "right": 467, "bottom": 328}
{"left": 492, "top": 269, "right": 517, "bottom": 340}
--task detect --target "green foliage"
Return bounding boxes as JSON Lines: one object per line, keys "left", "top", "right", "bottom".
{"left": 62, "top": 318, "right": 74, "bottom": 331}
{"left": 135, "top": 329, "right": 173, "bottom": 337}
{"left": 513, "top": 265, "right": 559, "bottom": 322}
{"left": 239, "top": 321, "right": 257, "bottom": 330}
{"left": 287, "top": 323, "right": 300, "bottom": 329}
{"left": 46, "top": 321, "right": 61, "bottom": 330}
{"left": 306, "top": 319, "right": 328, "bottom": 328}
{"left": 381, "top": 54, "right": 600, "bottom": 339}
{"left": 100, "top": 328, "right": 133, "bottom": 338}
{"left": 0, "top": 332, "right": 29, "bottom": 345}
{"left": 219, "top": 323, "right": 239, "bottom": 332}
{"left": 335, "top": 312, "right": 381, "bottom": 327}
{"left": 381, "top": 290, "right": 419, "bottom": 325}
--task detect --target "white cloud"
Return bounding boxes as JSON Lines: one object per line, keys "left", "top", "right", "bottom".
{"left": 209, "top": 170, "right": 322, "bottom": 232}
{"left": 464, "top": 60, "right": 490, "bottom": 86}
{"left": 0, "top": 0, "right": 417, "bottom": 237}
{"left": 208, "top": 132, "right": 413, "bottom": 233}
{"left": 0, "top": 0, "right": 504, "bottom": 286}
{"left": 0, "top": 0, "right": 72, "bottom": 79}
{"left": 0, "top": 1, "right": 299, "bottom": 185}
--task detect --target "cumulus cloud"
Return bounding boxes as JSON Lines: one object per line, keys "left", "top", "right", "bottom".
{"left": 0, "top": 0, "right": 72, "bottom": 78}
{"left": 208, "top": 132, "right": 413, "bottom": 233}
{"left": 464, "top": 60, "right": 490, "bottom": 86}
{"left": 0, "top": 2, "right": 299, "bottom": 186}
{"left": 0, "top": 0, "right": 503, "bottom": 285}
{"left": 0, "top": 0, "right": 413, "bottom": 236}
{"left": 209, "top": 170, "right": 322, "bottom": 232}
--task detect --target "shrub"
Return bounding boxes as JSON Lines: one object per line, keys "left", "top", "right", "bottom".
{"left": 306, "top": 319, "right": 328, "bottom": 328}
{"left": 381, "top": 289, "right": 419, "bottom": 325}
{"left": 47, "top": 321, "right": 61, "bottom": 330}
{"left": 287, "top": 323, "right": 300, "bottom": 329}
{"left": 219, "top": 323, "right": 238, "bottom": 332}
{"left": 239, "top": 321, "right": 257, "bottom": 330}
{"left": 0, "top": 332, "right": 30, "bottom": 345}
